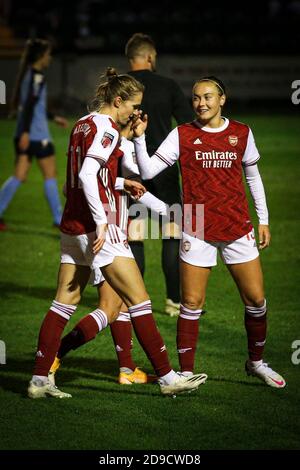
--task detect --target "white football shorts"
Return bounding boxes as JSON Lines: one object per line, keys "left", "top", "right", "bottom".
{"left": 60, "top": 224, "right": 134, "bottom": 271}
{"left": 89, "top": 267, "right": 105, "bottom": 286}
{"left": 180, "top": 229, "right": 259, "bottom": 267}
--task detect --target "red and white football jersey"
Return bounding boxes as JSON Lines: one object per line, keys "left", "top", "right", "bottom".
{"left": 154, "top": 118, "right": 260, "bottom": 241}
{"left": 60, "top": 113, "right": 123, "bottom": 235}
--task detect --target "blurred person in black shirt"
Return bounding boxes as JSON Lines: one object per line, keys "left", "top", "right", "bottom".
{"left": 126, "top": 32, "right": 194, "bottom": 316}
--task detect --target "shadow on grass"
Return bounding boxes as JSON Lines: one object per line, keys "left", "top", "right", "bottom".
{"left": 0, "top": 281, "right": 97, "bottom": 309}
{"left": 208, "top": 376, "right": 265, "bottom": 387}
{"left": 0, "top": 355, "right": 158, "bottom": 397}
{"left": 0, "top": 355, "right": 265, "bottom": 402}
{"left": 2, "top": 223, "right": 60, "bottom": 240}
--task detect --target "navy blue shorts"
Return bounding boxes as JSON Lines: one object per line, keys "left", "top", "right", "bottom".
{"left": 14, "top": 138, "right": 55, "bottom": 160}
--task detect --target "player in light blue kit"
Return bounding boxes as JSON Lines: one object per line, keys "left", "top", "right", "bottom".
{"left": 0, "top": 38, "right": 68, "bottom": 231}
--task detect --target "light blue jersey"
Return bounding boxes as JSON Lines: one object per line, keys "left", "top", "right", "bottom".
{"left": 15, "top": 68, "right": 51, "bottom": 141}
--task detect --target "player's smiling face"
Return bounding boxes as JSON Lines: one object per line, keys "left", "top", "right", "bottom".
{"left": 192, "top": 82, "right": 225, "bottom": 126}
{"left": 117, "top": 92, "right": 143, "bottom": 126}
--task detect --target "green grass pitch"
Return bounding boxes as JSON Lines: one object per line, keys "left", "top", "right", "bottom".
{"left": 0, "top": 115, "right": 299, "bottom": 450}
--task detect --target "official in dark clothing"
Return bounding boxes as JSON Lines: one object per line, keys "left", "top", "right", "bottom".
{"left": 125, "top": 33, "right": 194, "bottom": 316}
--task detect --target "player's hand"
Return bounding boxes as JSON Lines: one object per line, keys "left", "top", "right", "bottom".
{"left": 93, "top": 223, "right": 107, "bottom": 254}
{"left": 258, "top": 224, "right": 271, "bottom": 250}
{"left": 124, "top": 179, "right": 146, "bottom": 200}
{"left": 18, "top": 132, "right": 30, "bottom": 152}
{"left": 54, "top": 116, "right": 69, "bottom": 128}
{"left": 132, "top": 114, "right": 148, "bottom": 137}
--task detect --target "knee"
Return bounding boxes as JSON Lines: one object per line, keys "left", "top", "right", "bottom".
{"left": 69, "top": 293, "right": 82, "bottom": 305}
{"left": 14, "top": 168, "right": 28, "bottom": 182}
{"left": 98, "top": 300, "right": 123, "bottom": 324}
{"left": 15, "top": 175, "right": 26, "bottom": 183}
{"left": 245, "top": 298, "right": 266, "bottom": 308}
{"left": 55, "top": 293, "right": 81, "bottom": 305}
{"left": 182, "top": 295, "right": 205, "bottom": 310}
{"left": 126, "top": 294, "right": 150, "bottom": 309}
{"left": 107, "top": 310, "right": 122, "bottom": 324}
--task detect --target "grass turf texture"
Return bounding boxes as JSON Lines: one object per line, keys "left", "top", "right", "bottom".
{"left": 0, "top": 115, "right": 299, "bottom": 450}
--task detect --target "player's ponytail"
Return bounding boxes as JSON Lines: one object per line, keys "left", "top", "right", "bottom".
{"left": 88, "top": 67, "right": 144, "bottom": 113}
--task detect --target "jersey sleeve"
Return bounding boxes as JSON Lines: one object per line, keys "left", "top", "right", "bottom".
{"left": 243, "top": 163, "right": 269, "bottom": 224}
{"left": 86, "top": 119, "right": 119, "bottom": 166}
{"left": 120, "top": 137, "right": 140, "bottom": 179}
{"left": 242, "top": 128, "right": 261, "bottom": 166}
{"left": 134, "top": 128, "right": 179, "bottom": 180}
{"left": 79, "top": 157, "right": 107, "bottom": 225}
{"left": 138, "top": 191, "right": 168, "bottom": 217}
{"left": 154, "top": 127, "right": 180, "bottom": 166}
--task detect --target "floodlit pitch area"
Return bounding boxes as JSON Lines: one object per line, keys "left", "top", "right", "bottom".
{"left": 0, "top": 115, "right": 299, "bottom": 450}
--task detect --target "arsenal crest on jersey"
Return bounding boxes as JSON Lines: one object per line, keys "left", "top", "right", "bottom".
{"left": 228, "top": 135, "right": 238, "bottom": 146}
{"left": 183, "top": 240, "right": 191, "bottom": 252}
{"left": 101, "top": 132, "right": 114, "bottom": 148}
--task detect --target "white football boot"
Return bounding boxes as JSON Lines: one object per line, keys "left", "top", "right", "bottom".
{"left": 159, "top": 372, "right": 207, "bottom": 396}
{"left": 28, "top": 378, "right": 72, "bottom": 399}
{"left": 245, "top": 360, "right": 286, "bottom": 388}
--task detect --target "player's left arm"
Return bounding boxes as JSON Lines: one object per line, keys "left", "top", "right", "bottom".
{"left": 242, "top": 128, "right": 270, "bottom": 249}
{"left": 243, "top": 163, "right": 270, "bottom": 249}
{"left": 133, "top": 116, "right": 180, "bottom": 180}
{"left": 138, "top": 191, "right": 169, "bottom": 217}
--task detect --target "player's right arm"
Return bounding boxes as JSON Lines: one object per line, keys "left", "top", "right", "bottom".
{"left": 242, "top": 127, "right": 270, "bottom": 250}
{"left": 79, "top": 119, "right": 119, "bottom": 253}
{"left": 133, "top": 115, "right": 180, "bottom": 180}
{"left": 79, "top": 156, "right": 107, "bottom": 224}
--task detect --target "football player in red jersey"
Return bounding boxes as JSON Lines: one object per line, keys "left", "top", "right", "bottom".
{"left": 28, "top": 68, "right": 207, "bottom": 399}
{"left": 132, "top": 76, "right": 286, "bottom": 389}
{"left": 49, "top": 120, "right": 173, "bottom": 386}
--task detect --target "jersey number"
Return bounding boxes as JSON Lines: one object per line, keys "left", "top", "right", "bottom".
{"left": 70, "top": 145, "right": 83, "bottom": 189}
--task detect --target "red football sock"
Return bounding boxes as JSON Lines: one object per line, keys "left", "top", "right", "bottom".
{"left": 58, "top": 309, "right": 108, "bottom": 359}
{"left": 177, "top": 304, "right": 201, "bottom": 373}
{"left": 245, "top": 300, "right": 267, "bottom": 361}
{"left": 110, "top": 311, "right": 136, "bottom": 371}
{"left": 129, "top": 300, "right": 171, "bottom": 377}
{"left": 33, "top": 301, "right": 76, "bottom": 376}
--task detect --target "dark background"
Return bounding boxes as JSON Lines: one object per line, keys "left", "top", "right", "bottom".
{"left": 1, "top": 0, "right": 299, "bottom": 54}
{"left": 0, "top": 0, "right": 299, "bottom": 116}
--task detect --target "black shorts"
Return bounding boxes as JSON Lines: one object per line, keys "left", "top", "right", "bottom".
{"left": 14, "top": 138, "right": 55, "bottom": 160}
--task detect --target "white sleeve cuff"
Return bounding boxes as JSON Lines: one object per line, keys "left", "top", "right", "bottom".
{"left": 115, "top": 177, "right": 125, "bottom": 191}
